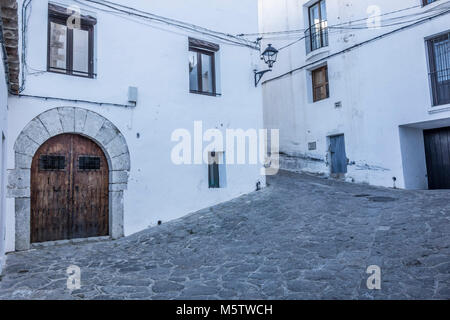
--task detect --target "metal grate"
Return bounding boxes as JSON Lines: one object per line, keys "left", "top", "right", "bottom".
{"left": 423, "top": 0, "right": 438, "bottom": 6}
{"left": 39, "top": 155, "right": 66, "bottom": 170}
{"left": 428, "top": 33, "right": 450, "bottom": 106}
{"left": 308, "top": 142, "right": 317, "bottom": 151}
{"left": 78, "top": 156, "right": 101, "bottom": 170}
{"left": 305, "top": 21, "right": 329, "bottom": 54}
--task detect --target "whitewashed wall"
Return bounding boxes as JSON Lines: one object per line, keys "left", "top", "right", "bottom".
{"left": 259, "top": 0, "right": 450, "bottom": 189}
{"left": 5, "top": 0, "right": 265, "bottom": 252}
{"left": 0, "top": 42, "right": 8, "bottom": 272}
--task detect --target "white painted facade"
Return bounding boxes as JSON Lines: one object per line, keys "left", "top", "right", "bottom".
{"left": 0, "top": 31, "right": 8, "bottom": 272}
{"left": 4, "top": 0, "right": 266, "bottom": 252}
{"left": 259, "top": 0, "right": 450, "bottom": 189}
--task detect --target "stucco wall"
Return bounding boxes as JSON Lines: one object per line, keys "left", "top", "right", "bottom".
{"left": 259, "top": 0, "right": 450, "bottom": 189}
{"left": 5, "top": 0, "right": 265, "bottom": 252}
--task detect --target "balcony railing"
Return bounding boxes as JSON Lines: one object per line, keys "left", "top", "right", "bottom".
{"left": 305, "top": 21, "right": 328, "bottom": 54}
{"left": 430, "top": 68, "right": 450, "bottom": 106}
{"left": 422, "top": 0, "right": 438, "bottom": 7}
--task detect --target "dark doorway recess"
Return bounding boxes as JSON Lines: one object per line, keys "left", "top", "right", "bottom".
{"left": 424, "top": 126, "right": 450, "bottom": 190}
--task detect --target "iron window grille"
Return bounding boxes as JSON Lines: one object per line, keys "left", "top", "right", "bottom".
{"left": 39, "top": 155, "right": 66, "bottom": 171}
{"left": 47, "top": 3, "right": 97, "bottom": 78}
{"left": 427, "top": 32, "right": 450, "bottom": 106}
{"left": 78, "top": 156, "right": 101, "bottom": 171}
{"left": 422, "top": 0, "right": 438, "bottom": 6}
{"left": 305, "top": 0, "right": 328, "bottom": 54}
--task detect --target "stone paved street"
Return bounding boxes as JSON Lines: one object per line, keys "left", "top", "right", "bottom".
{"left": 0, "top": 170, "right": 449, "bottom": 300}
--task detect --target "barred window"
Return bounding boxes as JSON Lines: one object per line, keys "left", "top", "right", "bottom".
{"left": 305, "top": 0, "right": 328, "bottom": 54}
{"left": 427, "top": 33, "right": 450, "bottom": 106}
{"left": 39, "top": 155, "right": 66, "bottom": 170}
{"left": 78, "top": 156, "right": 101, "bottom": 171}
{"left": 422, "top": 0, "right": 438, "bottom": 6}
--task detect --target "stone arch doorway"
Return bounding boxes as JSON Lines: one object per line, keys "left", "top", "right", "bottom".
{"left": 9, "top": 107, "right": 131, "bottom": 251}
{"left": 31, "top": 134, "right": 109, "bottom": 243}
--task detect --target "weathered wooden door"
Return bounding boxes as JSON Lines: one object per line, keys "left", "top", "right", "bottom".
{"left": 330, "top": 134, "right": 348, "bottom": 174}
{"left": 31, "top": 134, "right": 109, "bottom": 243}
{"left": 424, "top": 127, "right": 450, "bottom": 190}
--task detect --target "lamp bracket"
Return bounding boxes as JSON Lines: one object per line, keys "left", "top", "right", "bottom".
{"left": 254, "top": 69, "right": 272, "bottom": 87}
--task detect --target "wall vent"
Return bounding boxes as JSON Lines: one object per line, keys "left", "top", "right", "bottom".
{"left": 308, "top": 142, "right": 317, "bottom": 151}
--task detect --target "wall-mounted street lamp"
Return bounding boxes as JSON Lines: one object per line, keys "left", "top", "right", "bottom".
{"left": 254, "top": 44, "right": 278, "bottom": 87}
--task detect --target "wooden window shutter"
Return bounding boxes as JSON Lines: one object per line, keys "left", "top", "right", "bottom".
{"left": 312, "top": 66, "right": 329, "bottom": 102}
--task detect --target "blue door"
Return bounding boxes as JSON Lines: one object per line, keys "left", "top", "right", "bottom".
{"left": 330, "top": 134, "right": 347, "bottom": 174}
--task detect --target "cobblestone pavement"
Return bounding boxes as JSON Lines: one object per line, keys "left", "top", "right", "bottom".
{"left": 0, "top": 170, "right": 449, "bottom": 300}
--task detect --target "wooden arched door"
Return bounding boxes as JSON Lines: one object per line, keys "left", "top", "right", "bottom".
{"left": 31, "top": 134, "right": 109, "bottom": 243}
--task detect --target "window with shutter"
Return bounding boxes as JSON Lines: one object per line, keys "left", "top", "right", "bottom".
{"left": 427, "top": 32, "right": 450, "bottom": 106}
{"left": 312, "top": 66, "right": 329, "bottom": 102}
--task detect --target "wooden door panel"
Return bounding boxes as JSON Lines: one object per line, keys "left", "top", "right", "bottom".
{"left": 330, "top": 135, "right": 347, "bottom": 174}
{"left": 71, "top": 134, "right": 109, "bottom": 239}
{"left": 31, "top": 135, "right": 71, "bottom": 243}
{"left": 31, "top": 134, "right": 109, "bottom": 243}
{"left": 424, "top": 127, "right": 450, "bottom": 190}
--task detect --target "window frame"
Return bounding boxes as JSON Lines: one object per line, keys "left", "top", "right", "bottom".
{"left": 77, "top": 155, "right": 102, "bottom": 171}
{"left": 422, "top": 0, "right": 438, "bottom": 7}
{"left": 427, "top": 32, "right": 450, "bottom": 107}
{"left": 312, "top": 65, "right": 330, "bottom": 102}
{"left": 189, "top": 38, "right": 219, "bottom": 96}
{"left": 307, "top": 0, "right": 328, "bottom": 53}
{"left": 38, "top": 154, "right": 66, "bottom": 171}
{"left": 47, "top": 6, "right": 96, "bottom": 79}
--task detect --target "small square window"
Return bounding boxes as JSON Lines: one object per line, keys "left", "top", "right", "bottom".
{"left": 78, "top": 156, "right": 101, "bottom": 170}
{"left": 39, "top": 155, "right": 66, "bottom": 170}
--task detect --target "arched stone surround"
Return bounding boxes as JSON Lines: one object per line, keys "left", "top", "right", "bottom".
{"left": 7, "top": 107, "right": 131, "bottom": 251}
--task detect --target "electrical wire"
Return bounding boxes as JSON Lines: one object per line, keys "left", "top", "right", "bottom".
{"left": 77, "top": 0, "right": 257, "bottom": 49}
{"left": 92, "top": 0, "right": 254, "bottom": 45}
{"left": 18, "top": 0, "right": 260, "bottom": 95}
{"left": 262, "top": 8, "right": 450, "bottom": 85}
{"left": 238, "top": 3, "right": 430, "bottom": 37}
{"left": 273, "top": 6, "right": 449, "bottom": 51}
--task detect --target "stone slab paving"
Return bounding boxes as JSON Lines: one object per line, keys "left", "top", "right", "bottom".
{"left": 0, "top": 170, "right": 449, "bottom": 300}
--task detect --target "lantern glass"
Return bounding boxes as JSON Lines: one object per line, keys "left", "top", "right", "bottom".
{"left": 261, "top": 44, "right": 278, "bottom": 68}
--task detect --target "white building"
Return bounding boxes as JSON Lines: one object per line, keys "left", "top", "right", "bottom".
{"left": 0, "top": 0, "right": 17, "bottom": 273}
{"left": 3, "top": 0, "right": 266, "bottom": 252}
{"left": 0, "top": 22, "right": 7, "bottom": 274}
{"left": 259, "top": 0, "right": 450, "bottom": 189}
